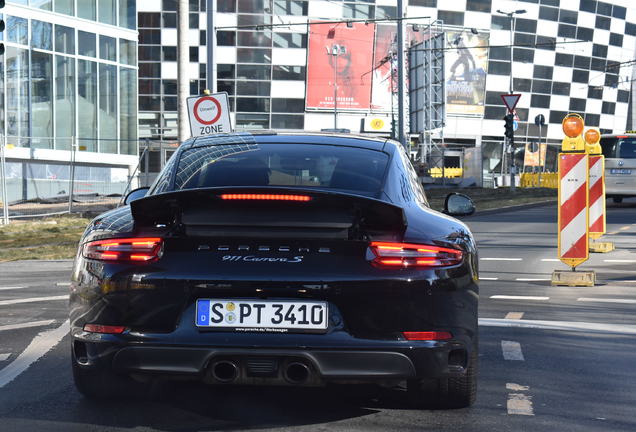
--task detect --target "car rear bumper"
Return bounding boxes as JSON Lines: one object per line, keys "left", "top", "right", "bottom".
{"left": 72, "top": 337, "right": 474, "bottom": 385}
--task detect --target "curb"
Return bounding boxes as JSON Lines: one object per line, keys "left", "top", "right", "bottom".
{"left": 467, "top": 199, "right": 557, "bottom": 217}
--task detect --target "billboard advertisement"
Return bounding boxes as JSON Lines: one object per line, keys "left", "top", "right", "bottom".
{"left": 370, "top": 24, "right": 396, "bottom": 111}
{"left": 445, "top": 31, "right": 489, "bottom": 116}
{"left": 306, "top": 21, "right": 375, "bottom": 110}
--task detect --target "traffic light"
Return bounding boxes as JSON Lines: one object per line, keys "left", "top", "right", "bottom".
{"left": 0, "top": 0, "right": 5, "bottom": 56}
{"left": 503, "top": 113, "right": 514, "bottom": 140}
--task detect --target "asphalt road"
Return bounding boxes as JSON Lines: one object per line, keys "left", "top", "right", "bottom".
{"left": 1, "top": 198, "right": 635, "bottom": 431}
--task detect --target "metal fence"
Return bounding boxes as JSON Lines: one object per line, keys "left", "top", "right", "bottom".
{"left": 0, "top": 135, "right": 151, "bottom": 223}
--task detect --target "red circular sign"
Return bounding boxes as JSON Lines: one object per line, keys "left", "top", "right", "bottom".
{"left": 193, "top": 96, "right": 222, "bottom": 125}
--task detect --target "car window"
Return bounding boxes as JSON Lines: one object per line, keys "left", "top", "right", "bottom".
{"left": 618, "top": 139, "right": 636, "bottom": 159}
{"left": 172, "top": 143, "right": 389, "bottom": 197}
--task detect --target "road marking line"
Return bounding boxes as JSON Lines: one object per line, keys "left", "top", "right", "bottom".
{"left": 506, "top": 383, "right": 529, "bottom": 391}
{"left": 56, "top": 282, "right": 71, "bottom": 287}
{"left": 515, "top": 278, "right": 551, "bottom": 281}
{"left": 603, "top": 259, "right": 636, "bottom": 263}
{"left": 577, "top": 298, "right": 636, "bottom": 304}
{"left": 507, "top": 389, "right": 534, "bottom": 416}
{"left": 0, "top": 320, "right": 56, "bottom": 332}
{"left": 619, "top": 226, "right": 630, "bottom": 231}
{"left": 480, "top": 277, "right": 499, "bottom": 281}
{"left": 505, "top": 312, "right": 524, "bottom": 320}
{"left": 607, "top": 231, "right": 619, "bottom": 235}
{"left": 0, "top": 286, "right": 26, "bottom": 291}
{"left": 501, "top": 341, "right": 525, "bottom": 361}
{"left": 480, "top": 318, "right": 636, "bottom": 335}
{"left": 0, "top": 320, "right": 69, "bottom": 388}
{"left": 481, "top": 258, "right": 523, "bottom": 261}
{"left": 0, "top": 354, "right": 10, "bottom": 362}
{"left": 541, "top": 259, "right": 560, "bottom": 262}
{"left": 490, "top": 295, "right": 549, "bottom": 301}
{"left": 0, "top": 295, "right": 69, "bottom": 307}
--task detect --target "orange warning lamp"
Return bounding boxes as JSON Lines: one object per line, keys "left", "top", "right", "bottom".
{"left": 562, "top": 114, "right": 584, "bottom": 137}
{"left": 561, "top": 114, "right": 586, "bottom": 152}
{"left": 584, "top": 128, "right": 602, "bottom": 154}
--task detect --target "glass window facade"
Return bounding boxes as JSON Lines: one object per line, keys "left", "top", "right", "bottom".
{"left": 1, "top": 8, "right": 138, "bottom": 155}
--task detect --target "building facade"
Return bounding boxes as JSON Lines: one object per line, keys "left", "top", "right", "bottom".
{"left": 136, "top": 0, "right": 636, "bottom": 182}
{"left": 1, "top": 0, "right": 138, "bottom": 203}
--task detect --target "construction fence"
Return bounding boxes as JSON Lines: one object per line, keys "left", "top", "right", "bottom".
{"left": 0, "top": 136, "right": 177, "bottom": 223}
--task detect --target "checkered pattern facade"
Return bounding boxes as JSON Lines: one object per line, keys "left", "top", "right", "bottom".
{"left": 137, "top": 0, "right": 636, "bottom": 142}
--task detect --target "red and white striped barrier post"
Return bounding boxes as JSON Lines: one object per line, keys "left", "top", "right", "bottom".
{"left": 585, "top": 129, "right": 614, "bottom": 253}
{"left": 552, "top": 114, "right": 595, "bottom": 286}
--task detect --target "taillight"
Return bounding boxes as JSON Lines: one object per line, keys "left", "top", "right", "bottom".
{"left": 403, "top": 331, "right": 453, "bottom": 341}
{"left": 82, "top": 237, "right": 163, "bottom": 262}
{"left": 83, "top": 324, "right": 127, "bottom": 334}
{"left": 369, "top": 241, "right": 462, "bottom": 268}
{"left": 220, "top": 193, "right": 312, "bottom": 201}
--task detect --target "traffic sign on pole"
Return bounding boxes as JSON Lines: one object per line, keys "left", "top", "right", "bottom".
{"left": 500, "top": 93, "right": 521, "bottom": 113}
{"left": 186, "top": 92, "right": 232, "bottom": 137}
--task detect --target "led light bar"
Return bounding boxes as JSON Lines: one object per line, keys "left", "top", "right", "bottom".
{"left": 220, "top": 194, "right": 312, "bottom": 201}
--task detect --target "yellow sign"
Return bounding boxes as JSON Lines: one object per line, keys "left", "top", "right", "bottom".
{"left": 370, "top": 118, "right": 385, "bottom": 130}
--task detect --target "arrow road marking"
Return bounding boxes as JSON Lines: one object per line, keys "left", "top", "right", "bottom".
{"left": 0, "top": 320, "right": 69, "bottom": 389}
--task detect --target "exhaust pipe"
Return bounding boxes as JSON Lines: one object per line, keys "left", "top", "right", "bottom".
{"left": 284, "top": 362, "right": 310, "bottom": 384}
{"left": 211, "top": 360, "right": 239, "bottom": 383}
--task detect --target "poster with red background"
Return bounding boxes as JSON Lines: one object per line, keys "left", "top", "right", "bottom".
{"left": 306, "top": 21, "right": 376, "bottom": 110}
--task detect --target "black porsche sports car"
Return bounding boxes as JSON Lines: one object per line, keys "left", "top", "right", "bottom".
{"left": 70, "top": 132, "right": 479, "bottom": 408}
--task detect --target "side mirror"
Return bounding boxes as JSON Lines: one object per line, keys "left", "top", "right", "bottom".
{"left": 444, "top": 193, "right": 475, "bottom": 216}
{"left": 124, "top": 187, "right": 150, "bottom": 205}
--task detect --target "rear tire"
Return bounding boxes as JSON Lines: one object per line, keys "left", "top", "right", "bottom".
{"left": 72, "top": 357, "right": 143, "bottom": 400}
{"left": 612, "top": 197, "right": 623, "bottom": 203}
{"left": 408, "top": 346, "right": 478, "bottom": 409}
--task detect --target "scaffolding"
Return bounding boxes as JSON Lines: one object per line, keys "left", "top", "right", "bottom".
{"left": 409, "top": 21, "right": 445, "bottom": 163}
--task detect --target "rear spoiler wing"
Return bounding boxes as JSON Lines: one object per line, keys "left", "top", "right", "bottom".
{"left": 130, "top": 187, "right": 406, "bottom": 240}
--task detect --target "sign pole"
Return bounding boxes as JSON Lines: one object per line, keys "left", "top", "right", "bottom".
{"left": 0, "top": 133, "right": 9, "bottom": 225}
{"left": 206, "top": 0, "right": 217, "bottom": 93}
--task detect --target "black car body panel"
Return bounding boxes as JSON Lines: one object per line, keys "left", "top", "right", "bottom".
{"left": 70, "top": 132, "right": 478, "bottom": 391}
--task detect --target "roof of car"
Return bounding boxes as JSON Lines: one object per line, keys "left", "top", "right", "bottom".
{"left": 182, "top": 131, "right": 394, "bottom": 152}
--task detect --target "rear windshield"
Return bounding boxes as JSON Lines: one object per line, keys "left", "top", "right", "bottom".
{"left": 173, "top": 143, "right": 389, "bottom": 196}
{"left": 600, "top": 137, "right": 636, "bottom": 159}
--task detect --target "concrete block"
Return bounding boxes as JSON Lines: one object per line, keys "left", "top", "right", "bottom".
{"left": 551, "top": 270, "right": 595, "bottom": 287}
{"left": 589, "top": 241, "right": 615, "bottom": 253}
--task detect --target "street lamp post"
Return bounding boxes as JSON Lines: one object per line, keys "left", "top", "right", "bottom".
{"left": 497, "top": 8, "right": 526, "bottom": 191}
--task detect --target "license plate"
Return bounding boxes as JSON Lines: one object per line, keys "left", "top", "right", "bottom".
{"left": 610, "top": 168, "right": 632, "bottom": 175}
{"left": 195, "top": 299, "right": 328, "bottom": 333}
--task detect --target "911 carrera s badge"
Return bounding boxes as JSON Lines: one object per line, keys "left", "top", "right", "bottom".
{"left": 222, "top": 255, "right": 304, "bottom": 263}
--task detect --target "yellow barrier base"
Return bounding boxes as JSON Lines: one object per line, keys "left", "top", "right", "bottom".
{"left": 589, "top": 241, "right": 614, "bottom": 253}
{"left": 551, "top": 270, "right": 595, "bottom": 287}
